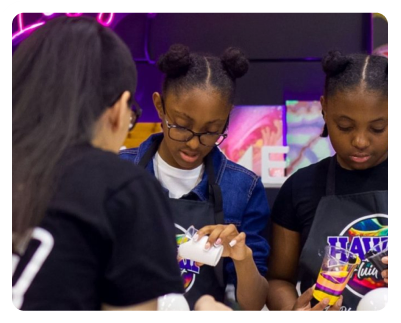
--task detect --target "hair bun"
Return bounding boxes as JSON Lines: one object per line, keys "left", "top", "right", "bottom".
{"left": 221, "top": 47, "right": 249, "bottom": 79}
{"left": 322, "top": 50, "right": 349, "bottom": 77}
{"left": 157, "top": 44, "right": 191, "bottom": 77}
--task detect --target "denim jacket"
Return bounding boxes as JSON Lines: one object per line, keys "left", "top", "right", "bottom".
{"left": 119, "top": 133, "right": 270, "bottom": 284}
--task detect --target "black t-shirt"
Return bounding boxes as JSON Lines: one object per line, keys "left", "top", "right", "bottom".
{"left": 272, "top": 156, "right": 388, "bottom": 249}
{"left": 12, "top": 144, "right": 184, "bottom": 310}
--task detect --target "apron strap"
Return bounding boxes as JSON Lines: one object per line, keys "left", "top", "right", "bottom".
{"left": 139, "top": 137, "right": 224, "bottom": 225}
{"left": 326, "top": 155, "right": 336, "bottom": 196}
{"left": 204, "top": 153, "right": 226, "bottom": 289}
{"left": 139, "top": 138, "right": 226, "bottom": 289}
{"left": 138, "top": 136, "right": 163, "bottom": 168}
{"left": 205, "top": 153, "right": 224, "bottom": 225}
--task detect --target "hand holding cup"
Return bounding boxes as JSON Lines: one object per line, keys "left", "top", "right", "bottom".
{"left": 177, "top": 225, "right": 224, "bottom": 267}
{"left": 194, "top": 224, "right": 249, "bottom": 261}
{"left": 313, "top": 245, "right": 361, "bottom": 306}
{"left": 364, "top": 240, "right": 388, "bottom": 274}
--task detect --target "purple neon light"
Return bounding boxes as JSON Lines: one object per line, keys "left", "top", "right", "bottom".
{"left": 66, "top": 13, "right": 83, "bottom": 17}
{"left": 13, "top": 13, "right": 117, "bottom": 43}
{"left": 43, "top": 13, "right": 54, "bottom": 16}
{"left": 12, "top": 14, "right": 45, "bottom": 41}
{"left": 97, "top": 13, "right": 114, "bottom": 26}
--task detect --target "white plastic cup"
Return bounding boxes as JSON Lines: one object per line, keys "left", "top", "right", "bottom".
{"left": 178, "top": 236, "right": 224, "bottom": 267}
{"left": 157, "top": 293, "right": 190, "bottom": 311}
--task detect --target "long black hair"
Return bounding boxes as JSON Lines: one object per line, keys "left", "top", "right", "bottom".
{"left": 157, "top": 44, "right": 249, "bottom": 104}
{"left": 12, "top": 16, "right": 137, "bottom": 252}
{"left": 320, "top": 50, "right": 388, "bottom": 137}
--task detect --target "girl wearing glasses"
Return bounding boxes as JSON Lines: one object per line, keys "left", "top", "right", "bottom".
{"left": 120, "top": 44, "right": 270, "bottom": 310}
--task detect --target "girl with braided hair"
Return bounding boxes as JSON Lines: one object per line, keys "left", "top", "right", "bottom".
{"left": 120, "top": 44, "right": 270, "bottom": 310}
{"left": 266, "top": 50, "right": 388, "bottom": 311}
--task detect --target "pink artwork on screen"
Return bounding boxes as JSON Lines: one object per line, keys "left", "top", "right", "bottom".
{"left": 373, "top": 44, "right": 388, "bottom": 58}
{"left": 286, "top": 100, "right": 335, "bottom": 175}
{"left": 219, "top": 105, "right": 284, "bottom": 176}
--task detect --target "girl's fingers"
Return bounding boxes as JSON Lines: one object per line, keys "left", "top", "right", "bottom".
{"left": 207, "top": 226, "right": 226, "bottom": 246}
{"left": 194, "top": 225, "right": 217, "bottom": 242}
{"left": 229, "top": 232, "right": 246, "bottom": 247}
{"left": 214, "top": 224, "right": 239, "bottom": 247}
{"left": 293, "top": 286, "right": 314, "bottom": 310}
{"left": 380, "top": 257, "right": 388, "bottom": 283}
{"left": 311, "top": 299, "right": 330, "bottom": 311}
{"left": 196, "top": 225, "right": 239, "bottom": 249}
{"left": 217, "top": 224, "right": 238, "bottom": 239}
{"left": 328, "top": 295, "right": 343, "bottom": 311}
{"left": 381, "top": 269, "right": 388, "bottom": 281}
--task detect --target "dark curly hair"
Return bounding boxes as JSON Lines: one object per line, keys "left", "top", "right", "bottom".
{"left": 157, "top": 44, "right": 249, "bottom": 104}
{"left": 320, "top": 50, "right": 388, "bottom": 137}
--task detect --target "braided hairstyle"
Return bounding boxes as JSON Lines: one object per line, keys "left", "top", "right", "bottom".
{"left": 320, "top": 50, "right": 388, "bottom": 137}
{"left": 157, "top": 44, "right": 249, "bottom": 105}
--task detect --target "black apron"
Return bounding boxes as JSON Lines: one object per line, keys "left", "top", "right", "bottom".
{"left": 138, "top": 137, "right": 226, "bottom": 310}
{"left": 298, "top": 156, "right": 388, "bottom": 311}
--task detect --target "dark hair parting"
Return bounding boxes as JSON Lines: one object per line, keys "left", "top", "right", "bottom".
{"left": 157, "top": 44, "right": 250, "bottom": 104}
{"left": 322, "top": 50, "right": 388, "bottom": 98}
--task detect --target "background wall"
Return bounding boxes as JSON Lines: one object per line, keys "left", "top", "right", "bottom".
{"left": 12, "top": 13, "right": 388, "bottom": 209}
{"left": 119, "top": 13, "right": 374, "bottom": 121}
{"left": 13, "top": 13, "right": 382, "bottom": 121}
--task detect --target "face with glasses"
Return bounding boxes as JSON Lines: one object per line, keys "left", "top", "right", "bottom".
{"left": 153, "top": 87, "right": 231, "bottom": 170}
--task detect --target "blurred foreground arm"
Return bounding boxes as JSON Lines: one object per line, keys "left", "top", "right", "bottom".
{"left": 194, "top": 295, "right": 232, "bottom": 311}
{"left": 102, "top": 299, "right": 158, "bottom": 311}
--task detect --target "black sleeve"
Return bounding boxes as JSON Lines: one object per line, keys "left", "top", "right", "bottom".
{"left": 102, "top": 173, "right": 184, "bottom": 306}
{"left": 271, "top": 174, "right": 299, "bottom": 232}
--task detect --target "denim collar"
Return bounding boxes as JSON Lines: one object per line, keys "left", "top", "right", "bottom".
{"left": 136, "top": 133, "right": 227, "bottom": 201}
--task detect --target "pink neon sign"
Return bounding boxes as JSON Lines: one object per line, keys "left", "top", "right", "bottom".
{"left": 66, "top": 13, "right": 83, "bottom": 17}
{"left": 12, "top": 13, "right": 116, "bottom": 42}
{"left": 12, "top": 14, "right": 45, "bottom": 41}
{"left": 97, "top": 13, "right": 114, "bottom": 26}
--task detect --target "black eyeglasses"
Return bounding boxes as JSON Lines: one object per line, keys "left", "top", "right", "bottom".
{"left": 129, "top": 99, "right": 142, "bottom": 132}
{"left": 161, "top": 97, "right": 228, "bottom": 147}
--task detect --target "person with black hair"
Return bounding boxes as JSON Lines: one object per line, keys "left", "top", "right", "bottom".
{"left": 120, "top": 44, "right": 270, "bottom": 310}
{"left": 265, "top": 50, "right": 388, "bottom": 311}
{"left": 12, "top": 16, "right": 186, "bottom": 310}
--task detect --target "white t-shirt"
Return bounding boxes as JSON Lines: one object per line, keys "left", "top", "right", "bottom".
{"left": 153, "top": 152, "right": 204, "bottom": 199}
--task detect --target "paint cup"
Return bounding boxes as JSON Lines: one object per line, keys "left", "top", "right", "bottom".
{"left": 364, "top": 240, "right": 388, "bottom": 272}
{"left": 178, "top": 227, "right": 224, "bottom": 267}
{"left": 313, "top": 245, "right": 361, "bottom": 306}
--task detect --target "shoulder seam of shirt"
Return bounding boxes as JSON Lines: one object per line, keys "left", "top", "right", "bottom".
{"left": 247, "top": 175, "right": 259, "bottom": 201}
{"left": 225, "top": 161, "right": 258, "bottom": 180}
